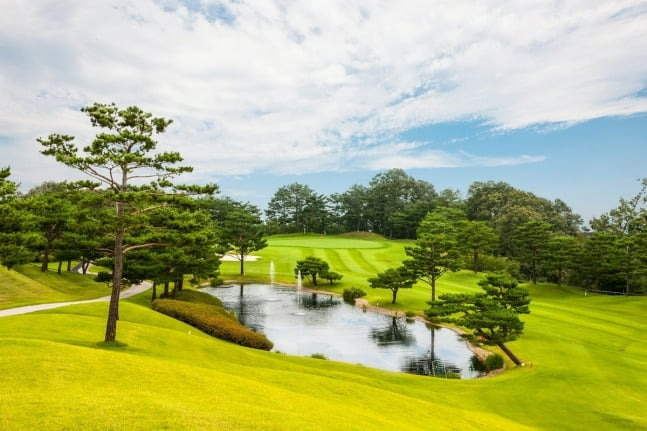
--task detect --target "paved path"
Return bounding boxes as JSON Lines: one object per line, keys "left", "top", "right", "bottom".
{"left": 0, "top": 281, "right": 152, "bottom": 318}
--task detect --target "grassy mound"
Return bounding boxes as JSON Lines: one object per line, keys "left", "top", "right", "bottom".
{"left": 0, "top": 264, "right": 108, "bottom": 310}
{"left": 338, "top": 231, "right": 386, "bottom": 239}
{"left": 152, "top": 299, "right": 272, "bottom": 350}
{"left": 171, "top": 289, "right": 224, "bottom": 307}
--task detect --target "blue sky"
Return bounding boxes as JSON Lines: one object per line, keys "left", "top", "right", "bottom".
{"left": 0, "top": 1, "right": 646, "bottom": 223}
{"left": 217, "top": 114, "right": 647, "bottom": 223}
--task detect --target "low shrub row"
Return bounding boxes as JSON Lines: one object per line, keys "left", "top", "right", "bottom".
{"left": 342, "top": 287, "right": 366, "bottom": 303}
{"left": 152, "top": 299, "right": 273, "bottom": 351}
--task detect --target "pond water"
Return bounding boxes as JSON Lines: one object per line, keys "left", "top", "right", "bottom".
{"left": 202, "top": 284, "right": 484, "bottom": 379}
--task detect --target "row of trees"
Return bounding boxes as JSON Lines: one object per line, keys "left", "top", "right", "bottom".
{"left": 1, "top": 103, "right": 269, "bottom": 343}
{"left": 264, "top": 170, "right": 582, "bottom": 245}
{"left": 267, "top": 174, "right": 647, "bottom": 294}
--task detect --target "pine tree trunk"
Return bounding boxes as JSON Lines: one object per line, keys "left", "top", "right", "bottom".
{"left": 163, "top": 281, "right": 169, "bottom": 297}
{"left": 391, "top": 289, "right": 397, "bottom": 304}
{"left": 497, "top": 343, "right": 522, "bottom": 366}
{"left": 67, "top": 259, "right": 72, "bottom": 272}
{"left": 473, "top": 250, "right": 479, "bottom": 272}
{"left": 151, "top": 282, "right": 157, "bottom": 302}
{"left": 532, "top": 253, "right": 537, "bottom": 284}
{"left": 104, "top": 201, "right": 124, "bottom": 343}
{"left": 57, "top": 261, "right": 62, "bottom": 274}
{"left": 41, "top": 242, "right": 52, "bottom": 272}
{"left": 240, "top": 257, "right": 244, "bottom": 275}
{"left": 625, "top": 245, "right": 631, "bottom": 294}
{"left": 431, "top": 275, "right": 436, "bottom": 303}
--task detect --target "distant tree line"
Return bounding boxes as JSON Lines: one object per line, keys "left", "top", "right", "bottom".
{"left": 265, "top": 171, "right": 647, "bottom": 294}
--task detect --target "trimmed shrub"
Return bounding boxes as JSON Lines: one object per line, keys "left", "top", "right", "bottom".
{"left": 310, "top": 353, "right": 328, "bottom": 360}
{"left": 405, "top": 311, "right": 416, "bottom": 318}
{"left": 446, "top": 372, "right": 461, "bottom": 379}
{"left": 152, "top": 299, "right": 273, "bottom": 350}
{"left": 484, "top": 353, "right": 505, "bottom": 371}
{"left": 343, "top": 287, "right": 366, "bottom": 303}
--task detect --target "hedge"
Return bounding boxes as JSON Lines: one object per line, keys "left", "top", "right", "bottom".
{"left": 152, "top": 299, "right": 273, "bottom": 351}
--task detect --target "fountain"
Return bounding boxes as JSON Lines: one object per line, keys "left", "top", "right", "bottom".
{"left": 270, "top": 261, "right": 275, "bottom": 286}
{"left": 295, "top": 270, "right": 305, "bottom": 315}
{"left": 266, "top": 261, "right": 278, "bottom": 302}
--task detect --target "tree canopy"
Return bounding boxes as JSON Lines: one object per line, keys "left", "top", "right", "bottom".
{"left": 426, "top": 274, "right": 530, "bottom": 366}
{"left": 38, "top": 103, "right": 217, "bottom": 342}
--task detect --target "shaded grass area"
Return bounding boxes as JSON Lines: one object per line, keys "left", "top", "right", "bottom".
{"left": 0, "top": 264, "right": 108, "bottom": 310}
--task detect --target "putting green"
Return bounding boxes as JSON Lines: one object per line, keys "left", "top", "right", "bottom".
{"left": 268, "top": 235, "right": 386, "bottom": 249}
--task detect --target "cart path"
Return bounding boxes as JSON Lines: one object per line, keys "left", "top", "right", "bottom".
{"left": 0, "top": 281, "right": 152, "bottom": 318}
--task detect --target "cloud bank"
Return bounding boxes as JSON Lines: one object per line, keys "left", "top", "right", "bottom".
{"left": 1, "top": 0, "right": 646, "bottom": 184}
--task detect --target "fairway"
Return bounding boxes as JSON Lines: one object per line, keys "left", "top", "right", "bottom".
{"left": 0, "top": 234, "right": 646, "bottom": 429}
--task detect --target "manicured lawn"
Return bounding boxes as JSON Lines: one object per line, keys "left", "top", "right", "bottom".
{"left": 0, "top": 264, "right": 109, "bottom": 310}
{"left": 0, "top": 234, "right": 645, "bottom": 429}
{"left": 220, "top": 233, "right": 485, "bottom": 313}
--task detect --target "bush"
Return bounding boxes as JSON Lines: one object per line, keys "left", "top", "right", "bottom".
{"left": 405, "top": 311, "right": 416, "bottom": 318}
{"left": 152, "top": 299, "right": 273, "bottom": 350}
{"left": 446, "top": 372, "right": 461, "bottom": 379}
{"left": 465, "top": 254, "right": 520, "bottom": 278}
{"left": 343, "top": 287, "right": 366, "bottom": 303}
{"left": 484, "top": 353, "right": 505, "bottom": 371}
{"left": 310, "top": 353, "right": 328, "bottom": 360}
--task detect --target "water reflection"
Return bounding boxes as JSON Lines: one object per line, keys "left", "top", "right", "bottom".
{"left": 370, "top": 316, "right": 415, "bottom": 346}
{"left": 300, "top": 292, "right": 337, "bottom": 309}
{"left": 202, "top": 284, "right": 484, "bottom": 379}
{"left": 401, "top": 329, "right": 462, "bottom": 377}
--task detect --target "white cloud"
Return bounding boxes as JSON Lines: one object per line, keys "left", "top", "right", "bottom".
{"left": 0, "top": 0, "right": 646, "bottom": 185}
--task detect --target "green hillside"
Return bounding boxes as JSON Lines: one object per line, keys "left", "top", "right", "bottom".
{"left": 0, "top": 264, "right": 108, "bottom": 310}
{"left": 0, "top": 235, "right": 645, "bottom": 429}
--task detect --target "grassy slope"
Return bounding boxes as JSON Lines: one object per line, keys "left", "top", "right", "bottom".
{"left": 0, "top": 264, "right": 109, "bottom": 310}
{"left": 0, "top": 300, "right": 527, "bottom": 430}
{"left": 218, "top": 234, "right": 647, "bottom": 429}
{"left": 0, "top": 234, "right": 645, "bottom": 429}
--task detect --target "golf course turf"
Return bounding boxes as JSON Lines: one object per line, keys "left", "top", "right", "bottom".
{"left": 0, "top": 234, "right": 645, "bottom": 429}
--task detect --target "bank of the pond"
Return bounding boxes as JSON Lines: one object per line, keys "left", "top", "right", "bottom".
{"left": 224, "top": 278, "right": 494, "bottom": 366}
{"left": 211, "top": 282, "right": 486, "bottom": 378}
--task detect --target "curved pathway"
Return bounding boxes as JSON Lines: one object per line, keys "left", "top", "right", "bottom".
{"left": 0, "top": 281, "right": 152, "bottom": 318}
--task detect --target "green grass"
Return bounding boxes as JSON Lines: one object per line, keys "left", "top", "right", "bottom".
{"left": 0, "top": 234, "right": 646, "bottom": 429}
{"left": 0, "top": 264, "right": 109, "bottom": 310}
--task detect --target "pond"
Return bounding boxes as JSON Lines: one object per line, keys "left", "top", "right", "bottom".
{"left": 202, "top": 284, "right": 485, "bottom": 379}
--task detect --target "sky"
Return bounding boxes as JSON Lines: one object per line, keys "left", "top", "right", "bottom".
{"left": 0, "top": 0, "right": 646, "bottom": 223}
